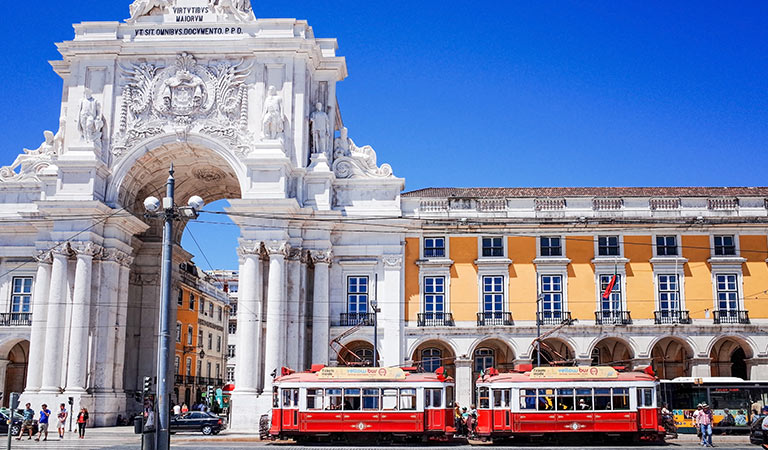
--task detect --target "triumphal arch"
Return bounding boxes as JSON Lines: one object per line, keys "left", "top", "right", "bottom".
{"left": 0, "top": 0, "right": 404, "bottom": 427}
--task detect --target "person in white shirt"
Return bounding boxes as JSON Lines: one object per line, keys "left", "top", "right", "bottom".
{"left": 173, "top": 404, "right": 181, "bottom": 416}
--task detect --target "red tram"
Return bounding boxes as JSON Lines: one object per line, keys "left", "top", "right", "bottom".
{"left": 269, "top": 366, "right": 455, "bottom": 443}
{"left": 475, "top": 366, "right": 666, "bottom": 442}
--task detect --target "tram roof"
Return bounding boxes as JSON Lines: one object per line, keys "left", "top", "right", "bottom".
{"left": 275, "top": 370, "right": 454, "bottom": 384}
{"left": 479, "top": 370, "right": 656, "bottom": 384}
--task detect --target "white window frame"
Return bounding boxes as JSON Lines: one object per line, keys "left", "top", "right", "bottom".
{"left": 422, "top": 275, "right": 447, "bottom": 315}
{"left": 656, "top": 273, "right": 683, "bottom": 313}
{"left": 538, "top": 273, "right": 565, "bottom": 314}
{"left": 176, "top": 322, "right": 182, "bottom": 343}
{"left": 479, "top": 274, "right": 506, "bottom": 314}
{"left": 712, "top": 234, "right": 740, "bottom": 257}
{"left": 713, "top": 272, "right": 741, "bottom": 313}
{"left": 595, "top": 235, "right": 623, "bottom": 258}
{"left": 346, "top": 275, "right": 370, "bottom": 315}
{"left": 226, "top": 366, "right": 235, "bottom": 383}
{"left": 420, "top": 236, "right": 449, "bottom": 260}
{"left": 653, "top": 234, "right": 681, "bottom": 257}
{"left": 9, "top": 276, "right": 33, "bottom": 316}
{"left": 596, "top": 273, "right": 625, "bottom": 313}
{"left": 478, "top": 236, "right": 506, "bottom": 259}
{"left": 537, "top": 235, "right": 566, "bottom": 258}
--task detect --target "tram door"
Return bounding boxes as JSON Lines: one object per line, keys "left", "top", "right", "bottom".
{"left": 492, "top": 389, "right": 512, "bottom": 431}
{"left": 281, "top": 388, "right": 300, "bottom": 431}
{"left": 425, "top": 388, "right": 445, "bottom": 431}
{"left": 637, "top": 387, "right": 657, "bottom": 430}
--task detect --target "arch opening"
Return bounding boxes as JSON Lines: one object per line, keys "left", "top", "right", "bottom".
{"left": 590, "top": 337, "right": 635, "bottom": 367}
{"left": 532, "top": 338, "right": 575, "bottom": 367}
{"left": 651, "top": 337, "right": 693, "bottom": 379}
{"left": 411, "top": 340, "right": 456, "bottom": 378}
{"left": 710, "top": 337, "right": 752, "bottom": 380}
{"left": 337, "top": 340, "right": 378, "bottom": 367}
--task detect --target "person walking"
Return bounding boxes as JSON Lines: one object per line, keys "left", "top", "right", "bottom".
{"left": 76, "top": 407, "right": 89, "bottom": 439}
{"left": 181, "top": 403, "right": 188, "bottom": 414}
{"left": 56, "top": 404, "right": 68, "bottom": 439}
{"left": 453, "top": 402, "right": 462, "bottom": 437}
{"left": 16, "top": 403, "right": 35, "bottom": 440}
{"left": 173, "top": 403, "right": 181, "bottom": 416}
{"left": 34, "top": 404, "right": 51, "bottom": 441}
{"left": 698, "top": 403, "right": 714, "bottom": 447}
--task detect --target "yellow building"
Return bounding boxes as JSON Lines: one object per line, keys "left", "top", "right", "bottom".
{"left": 399, "top": 188, "right": 768, "bottom": 406}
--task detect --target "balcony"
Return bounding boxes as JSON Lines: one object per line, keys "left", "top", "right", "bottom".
{"left": 477, "top": 311, "right": 513, "bottom": 326}
{"left": 417, "top": 312, "right": 454, "bottom": 327}
{"left": 713, "top": 310, "right": 750, "bottom": 325}
{"left": 0, "top": 313, "right": 32, "bottom": 326}
{"left": 339, "top": 313, "right": 375, "bottom": 327}
{"left": 537, "top": 311, "right": 573, "bottom": 326}
{"left": 595, "top": 310, "right": 632, "bottom": 325}
{"left": 174, "top": 374, "right": 184, "bottom": 385}
{"left": 654, "top": 310, "right": 692, "bottom": 325}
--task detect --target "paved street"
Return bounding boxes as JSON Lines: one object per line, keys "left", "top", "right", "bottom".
{"left": 0, "top": 427, "right": 759, "bottom": 449}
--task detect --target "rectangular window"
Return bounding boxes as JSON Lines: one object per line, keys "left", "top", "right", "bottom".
{"left": 227, "top": 345, "right": 236, "bottom": 358}
{"left": 176, "top": 323, "right": 181, "bottom": 343}
{"left": 599, "top": 274, "right": 622, "bottom": 312}
{"left": 399, "top": 388, "right": 417, "bottom": 410}
{"left": 325, "top": 388, "right": 342, "bottom": 410}
{"left": 423, "top": 277, "right": 445, "bottom": 316}
{"left": 520, "top": 389, "right": 537, "bottom": 410}
{"left": 714, "top": 235, "right": 736, "bottom": 256}
{"left": 209, "top": 303, "right": 214, "bottom": 317}
{"left": 175, "top": 356, "right": 180, "bottom": 375}
{"left": 425, "top": 388, "right": 442, "bottom": 409}
{"left": 540, "top": 275, "right": 563, "bottom": 314}
{"left": 228, "top": 322, "right": 237, "bottom": 334}
{"left": 363, "top": 388, "right": 380, "bottom": 410}
{"left": 186, "top": 358, "right": 192, "bottom": 376}
{"left": 598, "top": 236, "right": 620, "bottom": 256}
{"left": 540, "top": 237, "right": 562, "bottom": 257}
{"left": 201, "top": 299, "right": 206, "bottom": 315}
{"left": 347, "top": 276, "right": 369, "bottom": 314}
{"left": 216, "top": 364, "right": 220, "bottom": 378}
{"left": 208, "top": 333, "right": 213, "bottom": 350}
{"left": 187, "top": 326, "right": 193, "bottom": 345}
{"left": 343, "top": 389, "right": 361, "bottom": 411}
{"left": 482, "top": 276, "right": 504, "bottom": 313}
{"left": 10, "top": 277, "right": 32, "bottom": 317}
{"left": 657, "top": 274, "right": 680, "bottom": 312}
{"left": 196, "top": 360, "right": 202, "bottom": 377}
{"left": 307, "top": 388, "right": 323, "bottom": 410}
{"left": 482, "top": 237, "right": 504, "bottom": 257}
{"left": 557, "top": 388, "right": 575, "bottom": 411}
{"left": 716, "top": 274, "right": 739, "bottom": 312}
{"left": 226, "top": 366, "right": 235, "bottom": 383}
{"left": 198, "top": 330, "right": 203, "bottom": 347}
{"left": 382, "top": 389, "right": 398, "bottom": 411}
{"left": 216, "top": 335, "right": 221, "bottom": 352}
{"left": 656, "top": 236, "right": 678, "bottom": 256}
{"left": 424, "top": 237, "right": 445, "bottom": 258}
{"left": 177, "top": 290, "right": 184, "bottom": 306}
{"left": 206, "top": 362, "right": 211, "bottom": 378}
{"left": 217, "top": 307, "right": 223, "bottom": 321}
{"left": 189, "top": 293, "right": 196, "bottom": 311}
{"left": 493, "top": 389, "right": 510, "bottom": 408}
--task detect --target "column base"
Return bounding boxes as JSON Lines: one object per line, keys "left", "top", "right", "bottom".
{"left": 230, "top": 391, "right": 272, "bottom": 431}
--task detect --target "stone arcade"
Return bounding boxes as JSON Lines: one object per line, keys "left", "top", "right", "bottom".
{"left": 0, "top": 0, "right": 404, "bottom": 428}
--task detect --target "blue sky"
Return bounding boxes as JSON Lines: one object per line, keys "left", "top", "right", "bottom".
{"left": 1, "top": 1, "right": 766, "bottom": 269}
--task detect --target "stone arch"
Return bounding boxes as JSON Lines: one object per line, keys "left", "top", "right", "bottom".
{"left": 407, "top": 335, "right": 460, "bottom": 361}
{"left": 410, "top": 339, "right": 457, "bottom": 378}
{"left": 589, "top": 336, "right": 636, "bottom": 366}
{"left": 709, "top": 335, "right": 754, "bottom": 380}
{"left": 469, "top": 338, "right": 516, "bottom": 374}
{"left": 650, "top": 336, "right": 694, "bottom": 379}
{"left": 0, "top": 338, "right": 29, "bottom": 407}
{"left": 336, "top": 340, "right": 377, "bottom": 366}
{"left": 531, "top": 337, "right": 576, "bottom": 366}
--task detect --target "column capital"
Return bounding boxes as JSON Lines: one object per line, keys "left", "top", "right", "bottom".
{"left": 310, "top": 249, "right": 333, "bottom": 265}
{"left": 286, "top": 247, "right": 303, "bottom": 261}
{"left": 34, "top": 250, "right": 53, "bottom": 264}
{"left": 237, "top": 240, "right": 265, "bottom": 258}
{"left": 454, "top": 358, "right": 472, "bottom": 368}
{"left": 51, "top": 242, "right": 75, "bottom": 258}
{"left": 101, "top": 248, "right": 133, "bottom": 267}
{"left": 265, "top": 241, "right": 290, "bottom": 257}
{"left": 72, "top": 241, "right": 103, "bottom": 259}
{"left": 382, "top": 255, "right": 403, "bottom": 269}
{"left": 300, "top": 249, "right": 312, "bottom": 265}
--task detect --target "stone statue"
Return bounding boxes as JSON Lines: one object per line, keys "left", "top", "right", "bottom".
{"left": 53, "top": 116, "right": 66, "bottom": 155}
{"left": 333, "top": 126, "right": 351, "bottom": 159}
{"left": 212, "top": 0, "right": 254, "bottom": 21}
{"left": 78, "top": 88, "right": 104, "bottom": 149}
{"left": 24, "top": 131, "right": 55, "bottom": 156}
{"left": 261, "top": 86, "right": 284, "bottom": 140}
{"left": 127, "top": 0, "right": 171, "bottom": 22}
{"left": 310, "top": 102, "right": 330, "bottom": 155}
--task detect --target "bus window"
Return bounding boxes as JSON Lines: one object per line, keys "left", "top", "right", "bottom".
{"left": 612, "top": 388, "right": 630, "bottom": 410}
{"left": 363, "top": 388, "right": 380, "bottom": 410}
{"left": 400, "top": 388, "right": 417, "bottom": 410}
{"left": 520, "top": 389, "right": 537, "bottom": 410}
{"left": 344, "top": 389, "right": 362, "bottom": 410}
{"left": 446, "top": 386, "right": 455, "bottom": 408}
{"left": 382, "top": 388, "right": 398, "bottom": 411}
{"left": 576, "top": 388, "right": 592, "bottom": 410}
{"left": 307, "top": 388, "right": 323, "bottom": 410}
{"left": 595, "top": 388, "right": 611, "bottom": 410}
{"left": 478, "top": 387, "right": 490, "bottom": 409}
{"left": 426, "top": 388, "right": 442, "bottom": 409}
{"left": 538, "top": 389, "right": 555, "bottom": 411}
{"left": 325, "top": 388, "right": 342, "bottom": 410}
{"left": 557, "top": 389, "right": 574, "bottom": 411}
{"left": 637, "top": 388, "right": 653, "bottom": 408}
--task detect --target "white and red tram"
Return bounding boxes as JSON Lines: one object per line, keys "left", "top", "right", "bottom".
{"left": 269, "top": 366, "right": 455, "bottom": 443}
{"left": 475, "top": 366, "right": 666, "bottom": 442}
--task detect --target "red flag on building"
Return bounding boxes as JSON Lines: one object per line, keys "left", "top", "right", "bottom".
{"left": 602, "top": 274, "right": 617, "bottom": 300}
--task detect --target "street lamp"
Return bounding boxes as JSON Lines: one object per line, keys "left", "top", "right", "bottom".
{"left": 143, "top": 165, "right": 204, "bottom": 450}
{"left": 370, "top": 297, "right": 380, "bottom": 368}
{"left": 536, "top": 294, "right": 544, "bottom": 367}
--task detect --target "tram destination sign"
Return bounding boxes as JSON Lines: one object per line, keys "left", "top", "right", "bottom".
{"left": 318, "top": 367, "right": 407, "bottom": 380}
{"left": 530, "top": 366, "right": 619, "bottom": 379}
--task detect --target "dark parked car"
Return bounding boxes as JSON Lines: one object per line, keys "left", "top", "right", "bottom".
{"left": 0, "top": 411, "right": 38, "bottom": 437}
{"left": 170, "top": 411, "right": 223, "bottom": 435}
{"left": 750, "top": 415, "right": 767, "bottom": 445}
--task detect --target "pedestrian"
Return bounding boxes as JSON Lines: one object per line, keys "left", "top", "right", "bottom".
{"left": 173, "top": 403, "right": 181, "bottom": 416}
{"left": 16, "top": 403, "right": 35, "bottom": 440}
{"left": 76, "top": 407, "right": 89, "bottom": 439}
{"left": 461, "top": 407, "right": 469, "bottom": 436}
{"left": 181, "top": 403, "right": 188, "bottom": 413}
{"left": 453, "top": 402, "right": 462, "bottom": 437}
{"left": 35, "top": 403, "right": 51, "bottom": 441}
{"left": 57, "top": 403, "right": 68, "bottom": 439}
{"left": 698, "top": 403, "right": 714, "bottom": 447}
{"left": 693, "top": 404, "right": 703, "bottom": 439}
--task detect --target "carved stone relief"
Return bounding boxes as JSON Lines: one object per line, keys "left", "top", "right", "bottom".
{"left": 127, "top": 0, "right": 255, "bottom": 23}
{"left": 0, "top": 122, "right": 62, "bottom": 182}
{"left": 78, "top": 88, "right": 104, "bottom": 151}
{"left": 332, "top": 127, "right": 394, "bottom": 179}
{"left": 310, "top": 249, "right": 333, "bottom": 265}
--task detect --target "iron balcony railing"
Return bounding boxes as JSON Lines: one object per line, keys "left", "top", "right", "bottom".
{"left": 0, "top": 313, "right": 32, "bottom": 326}
{"left": 654, "top": 310, "right": 692, "bottom": 325}
{"left": 339, "top": 313, "right": 375, "bottom": 327}
{"left": 537, "top": 311, "right": 573, "bottom": 326}
{"left": 417, "top": 312, "right": 454, "bottom": 327}
{"left": 713, "top": 310, "right": 750, "bottom": 325}
{"left": 595, "top": 310, "right": 632, "bottom": 325}
{"left": 174, "top": 374, "right": 184, "bottom": 385}
{"left": 477, "top": 311, "right": 514, "bottom": 326}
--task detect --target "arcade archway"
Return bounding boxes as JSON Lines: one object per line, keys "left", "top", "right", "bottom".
{"left": 337, "top": 340, "right": 377, "bottom": 366}
{"left": 710, "top": 337, "right": 752, "bottom": 380}
{"left": 411, "top": 340, "right": 456, "bottom": 377}
{"left": 1, "top": 339, "right": 28, "bottom": 407}
{"left": 591, "top": 337, "right": 634, "bottom": 366}
{"left": 651, "top": 337, "right": 693, "bottom": 379}
{"left": 532, "top": 338, "right": 575, "bottom": 366}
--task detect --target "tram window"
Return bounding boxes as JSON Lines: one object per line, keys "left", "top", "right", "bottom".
{"left": 478, "top": 387, "right": 490, "bottom": 409}
{"left": 538, "top": 389, "right": 555, "bottom": 411}
{"left": 282, "top": 389, "right": 293, "bottom": 408}
{"left": 638, "top": 388, "right": 653, "bottom": 408}
{"left": 557, "top": 389, "right": 575, "bottom": 410}
{"left": 325, "top": 388, "right": 342, "bottom": 410}
{"left": 363, "top": 388, "right": 380, "bottom": 410}
{"left": 576, "top": 388, "right": 592, "bottom": 410}
{"left": 612, "top": 388, "right": 630, "bottom": 410}
{"left": 520, "top": 389, "right": 537, "bottom": 410}
{"left": 344, "top": 389, "right": 362, "bottom": 410}
{"left": 594, "top": 388, "right": 612, "bottom": 410}
{"left": 307, "top": 388, "right": 323, "bottom": 410}
{"left": 400, "top": 388, "right": 417, "bottom": 410}
{"left": 425, "top": 388, "right": 442, "bottom": 409}
{"left": 272, "top": 387, "right": 279, "bottom": 408}
{"left": 382, "top": 389, "right": 398, "bottom": 411}
{"left": 446, "top": 386, "right": 455, "bottom": 407}
{"left": 493, "top": 389, "right": 510, "bottom": 408}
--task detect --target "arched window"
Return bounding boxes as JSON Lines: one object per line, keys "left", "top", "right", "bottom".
{"left": 421, "top": 348, "right": 442, "bottom": 373}
{"left": 354, "top": 348, "right": 374, "bottom": 365}
{"left": 591, "top": 347, "right": 601, "bottom": 366}
{"left": 474, "top": 348, "right": 495, "bottom": 374}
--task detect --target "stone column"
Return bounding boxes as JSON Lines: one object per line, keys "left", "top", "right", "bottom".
{"left": 40, "top": 244, "right": 73, "bottom": 394}
{"left": 310, "top": 250, "right": 332, "bottom": 365}
{"left": 233, "top": 244, "right": 262, "bottom": 394}
{"left": 296, "top": 252, "right": 309, "bottom": 371}
{"left": 91, "top": 250, "right": 122, "bottom": 392}
{"left": 690, "top": 357, "right": 713, "bottom": 378}
{"left": 65, "top": 243, "right": 100, "bottom": 393}
{"left": 112, "top": 255, "right": 133, "bottom": 391}
{"left": 747, "top": 358, "right": 768, "bottom": 380}
{"left": 380, "top": 255, "right": 404, "bottom": 367}
{"left": 25, "top": 252, "right": 52, "bottom": 392}
{"left": 285, "top": 248, "right": 302, "bottom": 370}
{"left": 263, "top": 241, "right": 288, "bottom": 389}
{"left": 455, "top": 358, "right": 473, "bottom": 408}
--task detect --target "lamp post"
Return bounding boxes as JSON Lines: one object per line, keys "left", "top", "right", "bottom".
{"left": 144, "top": 165, "right": 205, "bottom": 450}
{"left": 370, "top": 274, "right": 380, "bottom": 367}
{"left": 536, "top": 294, "right": 543, "bottom": 367}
